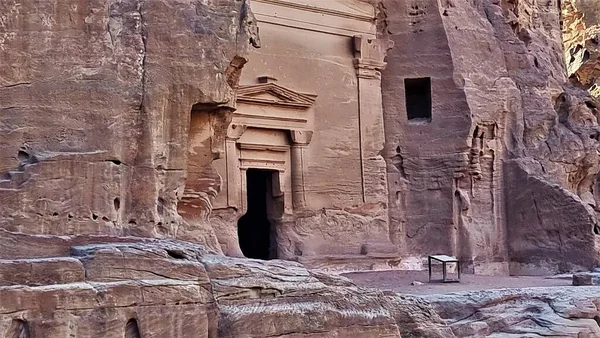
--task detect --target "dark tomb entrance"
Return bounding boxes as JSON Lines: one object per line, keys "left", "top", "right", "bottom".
{"left": 405, "top": 77, "right": 432, "bottom": 122}
{"left": 238, "top": 169, "right": 278, "bottom": 260}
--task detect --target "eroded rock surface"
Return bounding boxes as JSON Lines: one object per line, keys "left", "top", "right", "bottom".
{"left": 0, "top": 0, "right": 257, "bottom": 249}
{"left": 426, "top": 287, "right": 600, "bottom": 337}
{"left": 563, "top": 0, "right": 600, "bottom": 97}
{"left": 0, "top": 235, "right": 455, "bottom": 338}
{"left": 381, "top": 0, "right": 600, "bottom": 275}
{"left": 5, "top": 235, "right": 600, "bottom": 337}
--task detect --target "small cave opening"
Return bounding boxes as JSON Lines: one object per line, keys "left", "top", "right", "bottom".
{"left": 8, "top": 319, "right": 30, "bottom": 338}
{"left": 585, "top": 101, "right": 597, "bottom": 110}
{"left": 17, "top": 150, "right": 29, "bottom": 163}
{"left": 114, "top": 197, "right": 121, "bottom": 211}
{"left": 125, "top": 319, "right": 141, "bottom": 338}
{"left": 594, "top": 225, "right": 600, "bottom": 235}
{"left": 157, "top": 197, "right": 164, "bottom": 215}
{"left": 237, "top": 169, "right": 277, "bottom": 260}
{"left": 166, "top": 249, "right": 186, "bottom": 259}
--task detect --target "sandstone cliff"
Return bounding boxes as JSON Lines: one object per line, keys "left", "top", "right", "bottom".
{"left": 382, "top": 0, "right": 600, "bottom": 274}
{"left": 2, "top": 0, "right": 600, "bottom": 337}
{"left": 563, "top": 0, "right": 600, "bottom": 97}
{"left": 0, "top": 0, "right": 257, "bottom": 251}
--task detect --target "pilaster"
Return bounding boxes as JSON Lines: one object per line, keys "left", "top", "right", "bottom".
{"left": 289, "top": 130, "right": 313, "bottom": 210}
{"left": 353, "top": 36, "right": 393, "bottom": 204}
{"left": 225, "top": 123, "right": 247, "bottom": 209}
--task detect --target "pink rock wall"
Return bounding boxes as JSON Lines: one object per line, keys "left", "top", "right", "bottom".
{"left": 0, "top": 0, "right": 257, "bottom": 249}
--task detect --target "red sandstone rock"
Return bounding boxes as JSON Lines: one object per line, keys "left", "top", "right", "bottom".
{"left": 1, "top": 0, "right": 600, "bottom": 337}
{"left": 563, "top": 0, "right": 600, "bottom": 97}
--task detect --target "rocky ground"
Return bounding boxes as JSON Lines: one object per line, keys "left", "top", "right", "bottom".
{"left": 3, "top": 232, "right": 600, "bottom": 337}
{"left": 344, "top": 270, "right": 571, "bottom": 295}
{"left": 346, "top": 270, "right": 600, "bottom": 337}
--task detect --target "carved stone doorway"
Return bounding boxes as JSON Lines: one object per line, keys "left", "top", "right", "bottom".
{"left": 237, "top": 168, "right": 280, "bottom": 260}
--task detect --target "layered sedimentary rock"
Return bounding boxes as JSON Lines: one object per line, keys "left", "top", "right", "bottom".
{"left": 2, "top": 0, "right": 600, "bottom": 335}
{"left": 0, "top": 230, "right": 456, "bottom": 337}
{"left": 382, "top": 0, "right": 600, "bottom": 275}
{"left": 427, "top": 287, "right": 600, "bottom": 337}
{"left": 563, "top": 0, "right": 600, "bottom": 97}
{"left": 0, "top": 0, "right": 258, "bottom": 249}
{"left": 5, "top": 230, "right": 600, "bottom": 337}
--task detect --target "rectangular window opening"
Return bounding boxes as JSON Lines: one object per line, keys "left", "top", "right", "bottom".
{"left": 405, "top": 77, "right": 432, "bottom": 122}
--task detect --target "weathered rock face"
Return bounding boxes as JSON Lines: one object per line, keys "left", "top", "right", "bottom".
{"left": 563, "top": 0, "right": 600, "bottom": 97}
{"left": 381, "top": 0, "right": 600, "bottom": 275}
{"left": 426, "top": 287, "right": 600, "bottom": 337}
{"left": 0, "top": 232, "right": 457, "bottom": 337}
{"left": 4, "top": 0, "right": 600, "bottom": 336}
{"left": 0, "top": 0, "right": 257, "bottom": 249}
{"left": 489, "top": 0, "right": 600, "bottom": 275}
{"left": 5, "top": 231, "right": 600, "bottom": 337}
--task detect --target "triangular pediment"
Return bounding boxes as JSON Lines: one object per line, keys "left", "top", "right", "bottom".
{"left": 236, "top": 83, "right": 317, "bottom": 108}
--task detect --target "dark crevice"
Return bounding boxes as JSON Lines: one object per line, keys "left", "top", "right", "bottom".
{"left": 8, "top": 319, "right": 30, "bottom": 338}
{"left": 157, "top": 197, "right": 164, "bottom": 215}
{"left": 125, "top": 319, "right": 142, "bottom": 338}
{"left": 17, "top": 151, "right": 29, "bottom": 162}
{"left": 166, "top": 249, "right": 186, "bottom": 259}
{"left": 585, "top": 101, "right": 597, "bottom": 109}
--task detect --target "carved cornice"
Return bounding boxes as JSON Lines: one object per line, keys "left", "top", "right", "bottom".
{"left": 233, "top": 113, "right": 308, "bottom": 130}
{"left": 253, "top": 0, "right": 375, "bottom": 23}
{"left": 239, "top": 158, "right": 286, "bottom": 171}
{"left": 237, "top": 143, "right": 289, "bottom": 152}
{"left": 354, "top": 59, "right": 386, "bottom": 79}
{"left": 236, "top": 82, "right": 317, "bottom": 109}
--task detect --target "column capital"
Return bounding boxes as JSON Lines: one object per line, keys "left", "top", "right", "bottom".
{"left": 353, "top": 36, "right": 394, "bottom": 79}
{"left": 226, "top": 123, "right": 247, "bottom": 140}
{"left": 290, "top": 130, "right": 313, "bottom": 146}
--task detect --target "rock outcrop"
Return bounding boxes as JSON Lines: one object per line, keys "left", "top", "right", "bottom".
{"left": 426, "top": 287, "right": 600, "bottom": 337}
{"left": 0, "top": 231, "right": 455, "bottom": 337}
{"left": 381, "top": 0, "right": 600, "bottom": 275}
{"left": 563, "top": 0, "right": 600, "bottom": 97}
{"left": 7, "top": 229, "right": 600, "bottom": 337}
{"left": 0, "top": 0, "right": 258, "bottom": 250}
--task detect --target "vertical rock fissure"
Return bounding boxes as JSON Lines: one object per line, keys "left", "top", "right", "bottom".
{"left": 137, "top": 1, "right": 148, "bottom": 115}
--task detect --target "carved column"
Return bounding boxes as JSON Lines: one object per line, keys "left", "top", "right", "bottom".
{"left": 353, "top": 36, "right": 393, "bottom": 204}
{"left": 290, "top": 130, "right": 313, "bottom": 210}
{"left": 225, "top": 123, "right": 247, "bottom": 209}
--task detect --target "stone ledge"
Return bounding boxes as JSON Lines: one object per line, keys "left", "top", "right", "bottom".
{"left": 0, "top": 257, "right": 84, "bottom": 286}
